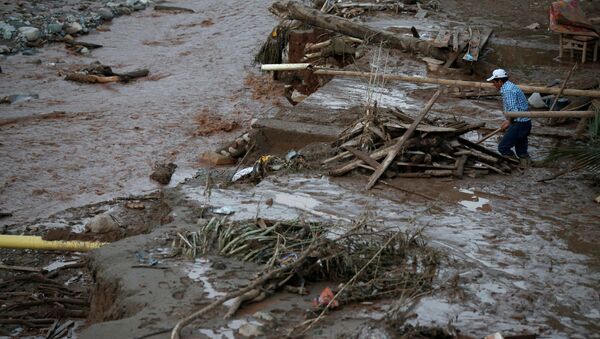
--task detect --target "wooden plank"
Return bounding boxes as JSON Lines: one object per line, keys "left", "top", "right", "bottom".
{"left": 452, "top": 30, "right": 459, "bottom": 52}
{"left": 456, "top": 137, "right": 519, "bottom": 164}
{"left": 384, "top": 122, "right": 457, "bottom": 132}
{"left": 433, "top": 29, "right": 451, "bottom": 48}
{"left": 365, "top": 89, "right": 442, "bottom": 189}
{"left": 463, "top": 28, "right": 481, "bottom": 61}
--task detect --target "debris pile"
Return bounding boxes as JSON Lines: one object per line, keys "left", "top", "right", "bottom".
{"left": 324, "top": 102, "right": 518, "bottom": 180}
{"left": 173, "top": 217, "right": 439, "bottom": 318}
{"left": 64, "top": 62, "right": 149, "bottom": 84}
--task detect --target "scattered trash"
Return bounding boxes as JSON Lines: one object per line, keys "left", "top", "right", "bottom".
{"left": 85, "top": 213, "right": 120, "bottom": 234}
{"left": 214, "top": 206, "right": 235, "bottom": 215}
{"left": 526, "top": 22, "right": 541, "bottom": 30}
{"left": 232, "top": 166, "right": 254, "bottom": 182}
{"left": 485, "top": 333, "right": 504, "bottom": 339}
{"left": 528, "top": 92, "right": 547, "bottom": 108}
{"left": 135, "top": 251, "right": 159, "bottom": 266}
{"left": 312, "top": 287, "right": 339, "bottom": 309}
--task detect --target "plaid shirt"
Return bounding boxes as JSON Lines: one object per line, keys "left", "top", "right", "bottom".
{"left": 500, "top": 81, "right": 530, "bottom": 122}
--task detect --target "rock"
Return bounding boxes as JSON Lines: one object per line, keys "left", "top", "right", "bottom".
{"left": 116, "top": 6, "right": 133, "bottom": 15}
{"left": 202, "top": 152, "right": 236, "bottom": 166}
{"left": 0, "top": 22, "right": 16, "bottom": 40}
{"left": 150, "top": 162, "right": 177, "bottom": 185}
{"left": 253, "top": 311, "right": 274, "bottom": 322}
{"left": 0, "top": 45, "right": 10, "bottom": 54}
{"left": 356, "top": 325, "right": 392, "bottom": 339}
{"left": 64, "top": 22, "right": 82, "bottom": 35}
{"left": 595, "top": 195, "right": 600, "bottom": 204}
{"left": 238, "top": 323, "right": 263, "bottom": 337}
{"left": 18, "top": 26, "right": 41, "bottom": 41}
{"left": 47, "top": 23, "right": 63, "bottom": 34}
{"left": 85, "top": 213, "right": 119, "bottom": 233}
{"left": 526, "top": 22, "right": 541, "bottom": 30}
{"left": 96, "top": 8, "right": 115, "bottom": 21}
{"left": 79, "top": 47, "right": 90, "bottom": 55}
{"left": 21, "top": 49, "right": 36, "bottom": 56}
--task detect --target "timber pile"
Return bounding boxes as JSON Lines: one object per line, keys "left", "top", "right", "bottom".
{"left": 324, "top": 101, "right": 518, "bottom": 180}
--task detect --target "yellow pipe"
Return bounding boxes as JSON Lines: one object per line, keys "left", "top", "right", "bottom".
{"left": 0, "top": 235, "right": 106, "bottom": 252}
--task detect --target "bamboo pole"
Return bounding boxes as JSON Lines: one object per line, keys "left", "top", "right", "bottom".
{"left": 0, "top": 235, "right": 105, "bottom": 252}
{"left": 504, "top": 111, "right": 595, "bottom": 118}
{"left": 312, "top": 69, "right": 600, "bottom": 98}
{"left": 261, "top": 63, "right": 312, "bottom": 71}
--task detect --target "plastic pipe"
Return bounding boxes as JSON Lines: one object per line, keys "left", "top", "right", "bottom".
{"left": 0, "top": 235, "right": 106, "bottom": 252}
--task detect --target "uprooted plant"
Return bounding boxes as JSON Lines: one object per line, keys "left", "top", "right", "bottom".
{"left": 170, "top": 215, "right": 441, "bottom": 338}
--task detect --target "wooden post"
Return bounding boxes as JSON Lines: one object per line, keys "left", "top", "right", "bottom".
{"left": 312, "top": 69, "right": 600, "bottom": 98}
{"left": 505, "top": 111, "right": 595, "bottom": 118}
{"left": 365, "top": 89, "right": 441, "bottom": 190}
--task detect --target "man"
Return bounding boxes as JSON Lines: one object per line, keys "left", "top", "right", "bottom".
{"left": 487, "top": 69, "right": 531, "bottom": 167}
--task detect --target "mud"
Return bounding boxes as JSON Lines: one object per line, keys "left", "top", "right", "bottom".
{"left": 2, "top": 0, "right": 600, "bottom": 338}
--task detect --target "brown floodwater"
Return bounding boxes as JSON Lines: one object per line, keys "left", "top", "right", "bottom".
{"left": 0, "top": 0, "right": 282, "bottom": 226}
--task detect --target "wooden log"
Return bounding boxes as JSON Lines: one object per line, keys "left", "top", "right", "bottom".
{"left": 504, "top": 111, "right": 595, "bottom": 118}
{"left": 453, "top": 155, "right": 468, "bottom": 178}
{"left": 365, "top": 89, "right": 441, "bottom": 189}
{"left": 0, "top": 264, "right": 41, "bottom": 272}
{"left": 312, "top": 69, "right": 600, "bottom": 97}
{"left": 65, "top": 73, "right": 120, "bottom": 83}
{"left": 154, "top": 5, "right": 195, "bottom": 13}
{"left": 66, "top": 40, "right": 103, "bottom": 49}
{"left": 398, "top": 172, "right": 431, "bottom": 178}
{"left": 343, "top": 146, "right": 381, "bottom": 169}
{"left": 549, "top": 63, "right": 578, "bottom": 112}
{"left": 424, "top": 169, "right": 453, "bottom": 177}
{"left": 281, "top": 1, "right": 447, "bottom": 60}
{"left": 474, "top": 161, "right": 507, "bottom": 175}
{"left": 454, "top": 122, "right": 486, "bottom": 135}
{"left": 457, "top": 137, "right": 519, "bottom": 164}
{"left": 396, "top": 162, "right": 456, "bottom": 170}
{"left": 115, "top": 69, "right": 149, "bottom": 82}
{"left": 455, "top": 148, "right": 498, "bottom": 163}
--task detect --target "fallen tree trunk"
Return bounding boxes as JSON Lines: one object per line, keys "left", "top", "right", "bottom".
{"left": 505, "top": 111, "right": 595, "bottom": 118}
{"left": 278, "top": 1, "right": 446, "bottom": 60}
{"left": 312, "top": 69, "right": 600, "bottom": 98}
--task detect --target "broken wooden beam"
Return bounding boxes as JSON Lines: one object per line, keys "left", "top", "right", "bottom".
{"left": 505, "top": 111, "right": 595, "bottom": 118}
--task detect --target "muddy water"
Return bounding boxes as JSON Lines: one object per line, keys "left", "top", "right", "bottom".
{"left": 0, "top": 0, "right": 280, "bottom": 226}
{"left": 181, "top": 170, "right": 600, "bottom": 337}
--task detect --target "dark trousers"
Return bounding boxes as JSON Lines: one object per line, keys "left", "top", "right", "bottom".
{"left": 498, "top": 121, "right": 531, "bottom": 158}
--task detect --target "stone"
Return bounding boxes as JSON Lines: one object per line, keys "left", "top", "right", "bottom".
{"left": 64, "top": 22, "right": 82, "bottom": 35}
{"left": 202, "top": 152, "right": 236, "bottom": 166}
{"left": 150, "top": 162, "right": 177, "bottom": 185}
{"left": 356, "top": 325, "right": 392, "bottom": 339}
{"left": 0, "top": 22, "right": 16, "bottom": 40}
{"left": 238, "top": 323, "right": 263, "bottom": 337}
{"left": 595, "top": 195, "right": 600, "bottom": 204}
{"left": 79, "top": 47, "right": 90, "bottom": 55}
{"left": 47, "top": 23, "right": 63, "bottom": 34}
{"left": 116, "top": 6, "right": 133, "bottom": 15}
{"left": 85, "top": 213, "right": 119, "bottom": 233}
{"left": 0, "top": 45, "right": 10, "bottom": 54}
{"left": 96, "top": 8, "right": 115, "bottom": 21}
{"left": 253, "top": 311, "right": 274, "bottom": 322}
{"left": 18, "top": 26, "right": 41, "bottom": 41}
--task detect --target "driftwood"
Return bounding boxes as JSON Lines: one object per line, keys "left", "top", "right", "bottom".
{"left": 154, "top": 5, "right": 195, "bottom": 13}
{"left": 477, "top": 127, "right": 502, "bottom": 144}
{"left": 66, "top": 40, "right": 103, "bottom": 49}
{"left": 275, "top": 1, "right": 447, "bottom": 60}
{"left": 366, "top": 89, "right": 441, "bottom": 189}
{"left": 65, "top": 68, "right": 149, "bottom": 84}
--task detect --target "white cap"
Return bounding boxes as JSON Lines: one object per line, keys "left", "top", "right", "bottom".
{"left": 486, "top": 69, "right": 508, "bottom": 81}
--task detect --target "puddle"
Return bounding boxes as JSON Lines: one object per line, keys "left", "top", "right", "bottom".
{"left": 186, "top": 258, "right": 225, "bottom": 299}
{"left": 456, "top": 188, "right": 491, "bottom": 212}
